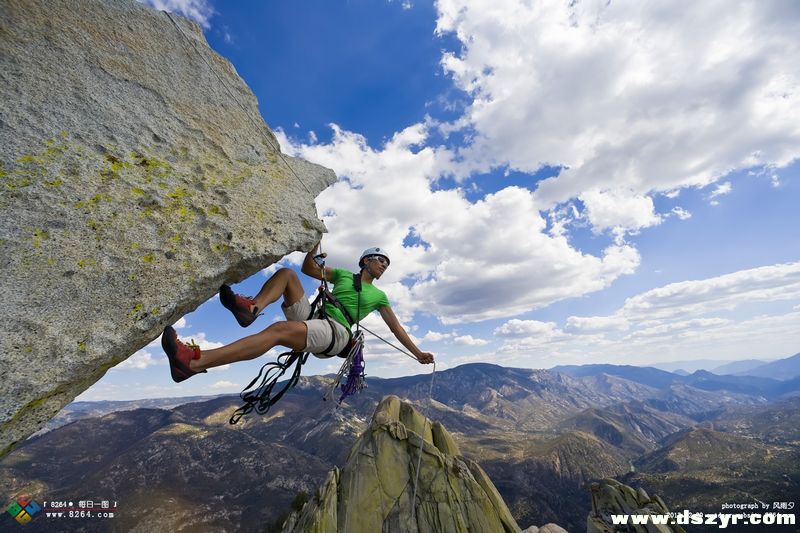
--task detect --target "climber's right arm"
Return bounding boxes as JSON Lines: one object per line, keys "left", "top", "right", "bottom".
{"left": 301, "top": 240, "right": 333, "bottom": 281}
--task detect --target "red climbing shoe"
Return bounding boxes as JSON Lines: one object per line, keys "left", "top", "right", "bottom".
{"left": 219, "top": 284, "right": 259, "bottom": 327}
{"left": 161, "top": 325, "right": 206, "bottom": 383}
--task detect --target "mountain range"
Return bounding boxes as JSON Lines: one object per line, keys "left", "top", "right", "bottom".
{"left": 2, "top": 357, "right": 799, "bottom": 532}
{"left": 647, "top": 352, "right": 800, "bottom": 380}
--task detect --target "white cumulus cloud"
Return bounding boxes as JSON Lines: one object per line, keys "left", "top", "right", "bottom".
{"left": 115, "top": 350, "right": 160, "bottom": 370}
{"left": 670, "top": 207, "right": 692, "bottom": 220}
{"left": 565, "top": 316, "right": 629, "bottom": 333}
{"left": 579, "top": 188, "right": 662, "bottom": 238}
{"left": 210, "top": 380, "right": 241, "bottom": 390}
{"left": 278, "top": 124, "right": 640, "bottom": 324}
{"left": 138, "top": 0, "right": 215, "bottom": 28}
{"left": 494, "top": 319, "right": 560, "bottom": 338}
{"left": 618, "top": 261, "right": 800, "bottom": 322}
{"left": 453, "top": 335, "right": 490, "bottom": 346}
{"left": 435, "top": 0, "right": 800, "bottom": 224}
{"left": 422, "top": 330, "right": 452, "bottom": 342}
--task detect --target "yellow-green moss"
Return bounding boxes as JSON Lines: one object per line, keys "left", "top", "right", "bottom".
{"left": 207, "top": 205, "right": 226, "bottom": 216}
{"left": 44, "top": 178, "right": 63, "bottom": 188}
{"left": 32, "top": 229, "right": 49, "bottom": 248}
{"left": 142, "top": 253, "right": 154, "bottom": 263}
{"left": 75, "top": 193, "right": 112, "bottom": 209}
{"left": 3, "top": 175, "right": 31, "bottom": 190}
{"left": 131, "top": 153, "right": 172, "bottom": 184}
{"left": 167, "top": 187, "right": 189, "bottom": 200}
{"left": 128, "top": 303, "right": 143, "bottom": 318}
{"left": 78, "top": 258, "right": 97, "bottom": 268}
{"left": 0, "top": 389, "right": 65, "bottom": 458}
{"left": 98, "top": 155, "right": 130, "bottom": 182}
{"left": 77, "top": 341, "right": 87, "bottom": 352}
{"left": 131, "top": 187, "right": 145, "bottom": 196}
{"left": 43, "top": 144, "right": 67, "bottom": 158}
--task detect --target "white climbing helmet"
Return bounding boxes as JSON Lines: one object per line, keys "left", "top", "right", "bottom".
{"left": 359, "top": 247, "right": 390, "bottom": 268}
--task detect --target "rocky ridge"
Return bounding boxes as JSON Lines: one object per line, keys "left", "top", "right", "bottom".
{"left": 587, "top": 478, "right": 684, "bottom": 533}
{"left": 282, "top": 395, "right": 521, "bottom": 533}
{"left": 0, "top": 0, "right": 334, "bottom": 457}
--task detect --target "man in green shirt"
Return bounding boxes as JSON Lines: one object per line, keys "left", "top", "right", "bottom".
{"left": 162, "top": 241, "right": 435, "bottom": 382}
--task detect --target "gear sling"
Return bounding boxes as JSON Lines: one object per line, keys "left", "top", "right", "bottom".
{"left": 229, "top": 270, "right": 366, "bottom": 425}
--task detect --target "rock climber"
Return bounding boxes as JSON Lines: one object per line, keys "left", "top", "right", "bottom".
{"left": 162, "top": 242, "right": 435, "bottom": 382}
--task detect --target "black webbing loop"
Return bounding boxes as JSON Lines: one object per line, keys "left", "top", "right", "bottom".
{"left": 229, "top": 350, "right": 309, "bottom": 424}
{"left": 353, "top": 272, "right": 362, "bottom": 335}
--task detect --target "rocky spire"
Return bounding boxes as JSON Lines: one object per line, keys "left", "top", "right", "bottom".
{"left": 282, "top": 395, "right": 520, "bottom": 532}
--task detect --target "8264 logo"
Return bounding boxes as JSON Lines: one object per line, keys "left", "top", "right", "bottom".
{"left": 6, "top": 496, "right": 41, "bottom": 524}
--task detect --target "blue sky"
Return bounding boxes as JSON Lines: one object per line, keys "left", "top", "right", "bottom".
{"left": 79, "top": 0, "right": 800, "bottom": 401}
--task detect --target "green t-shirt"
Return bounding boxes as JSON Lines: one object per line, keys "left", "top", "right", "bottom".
{"left": 324, "top": 268, "right": 390, "bottom": 331}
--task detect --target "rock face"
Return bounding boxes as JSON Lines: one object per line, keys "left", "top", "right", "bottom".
{"left": 0, "top": 0, "right": 335, "bottom": 457}
{"left": 282, "top": 395, "right": 520, "bottom": 533}
{"left": 587, "top": 478, "right": 685, "bottom": 533}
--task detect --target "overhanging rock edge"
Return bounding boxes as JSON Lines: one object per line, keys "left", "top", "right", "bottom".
{"left": 0, "top": 0, "right": 336, "bottom": 457}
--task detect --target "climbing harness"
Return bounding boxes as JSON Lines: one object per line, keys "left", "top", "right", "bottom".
{"left": 165, "top": 12, "right": 312, "bottom": 195}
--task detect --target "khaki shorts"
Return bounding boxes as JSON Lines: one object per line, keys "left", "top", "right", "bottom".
{"left": 282, "top": 297, "right": 350, "bottom": 358}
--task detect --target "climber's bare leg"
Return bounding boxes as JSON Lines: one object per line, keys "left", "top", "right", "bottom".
{"left": 189, "top": 320, "right": 307, "bottom": 371}
{"left": 248, "top": 268, "right": 305, "bottom": 313}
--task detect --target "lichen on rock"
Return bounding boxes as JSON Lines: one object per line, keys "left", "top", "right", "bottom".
{"left": 0, "top": 0, "right": 335, "bottom": 458}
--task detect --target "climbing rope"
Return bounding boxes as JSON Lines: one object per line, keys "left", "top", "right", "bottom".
{"left": 164, "top": 12, "right": 312, "bottom": 195}
{"left": 411, "top": 360, "right": 436, "bottom": 526}
{"left": 355, "top": 322, "right": 436, "bottom": 525}
{"left": 229, "top": 350, "right": 309, "bottom": 424}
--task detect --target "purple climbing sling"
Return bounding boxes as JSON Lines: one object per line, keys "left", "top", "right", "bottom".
{"left": 338, "top": 339, "right": 366, "bottom": 403}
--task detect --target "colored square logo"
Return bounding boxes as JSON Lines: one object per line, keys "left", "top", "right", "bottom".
{"left": 6, "top": 502, "right": 22, "bottom": 517}
{"left": 6, "top": 496, "right": 42, "bottom": 524}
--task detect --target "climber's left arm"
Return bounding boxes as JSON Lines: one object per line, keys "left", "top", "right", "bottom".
{"left": 378, "top": 306, "right": 434, "bottom": 364}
